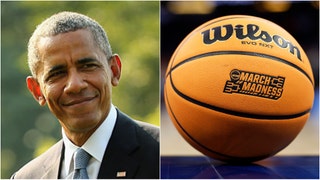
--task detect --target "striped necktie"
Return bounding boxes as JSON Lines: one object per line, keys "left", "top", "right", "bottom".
{"left": 72, "top": 148, "right": 91, "bottom": 179}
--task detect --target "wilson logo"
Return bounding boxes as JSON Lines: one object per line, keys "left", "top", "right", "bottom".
{"left": 223, "top": 69, "right": 285, "bottom": 100}
{"left": 201, "top": 24, "right": 301, "bottom": 60}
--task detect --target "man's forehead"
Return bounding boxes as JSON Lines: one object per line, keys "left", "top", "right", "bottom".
{"left": 38, "top": 29, "right": 94, "bottom": 48}
{"left": 38, "top": 30, "right": 96, "bottom": 58}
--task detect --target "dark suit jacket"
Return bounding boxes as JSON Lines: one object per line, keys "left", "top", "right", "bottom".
{"left": 12, "top": 109, "right": 159, "bottom": 179}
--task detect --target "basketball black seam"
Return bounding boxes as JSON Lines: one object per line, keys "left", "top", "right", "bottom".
{"left": 166, "top": 16, "right": 253, "bottom": 74}
{"left": 166, "top": 50, "right": 314, "bottom": 86}
{"left": 164, "top": 85, "right": 236, "bottom": 159}
{"left": 168, "top": 69, "right": 311, "bottom": 120}
{"left": 165, "top": 84, "right": 272, "bottom": 161}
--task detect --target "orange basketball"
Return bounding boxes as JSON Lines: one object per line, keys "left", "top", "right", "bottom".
{"left": 164, "top": 15, "right": 314, "bottom": 162}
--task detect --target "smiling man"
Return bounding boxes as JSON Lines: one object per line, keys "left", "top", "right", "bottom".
{"left": 11, "top": 11, "right": 159, "bottom": 179}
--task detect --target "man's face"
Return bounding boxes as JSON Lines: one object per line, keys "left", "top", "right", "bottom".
{"left": 28, "top": 29, "right": 121, "bottom": 134}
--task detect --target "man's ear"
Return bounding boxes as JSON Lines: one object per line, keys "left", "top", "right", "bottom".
{"left": 26, "top": 76, "right": 46, "bottom": 106}
{"left": 110, "top": 54, "right": 122, "bottom": 86}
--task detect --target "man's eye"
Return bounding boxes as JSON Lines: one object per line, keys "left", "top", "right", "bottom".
{"left": 82, "top": 64, "right": 99, "bottom": 70}
{"left": 45, "top": 71, "right": 65, "bottom": 82}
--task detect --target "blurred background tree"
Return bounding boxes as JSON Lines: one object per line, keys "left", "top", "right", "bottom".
{"left": 1, "top": 1, "right": 159, "bottom": 178}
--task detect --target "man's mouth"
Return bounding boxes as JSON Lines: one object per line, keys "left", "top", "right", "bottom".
{"left": 63, "top": 96, "right": 97, "bottom": 107}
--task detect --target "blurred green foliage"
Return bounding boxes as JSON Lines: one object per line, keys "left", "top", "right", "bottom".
{"left": 1, "top": 1, "right": 160, "bottom": 178}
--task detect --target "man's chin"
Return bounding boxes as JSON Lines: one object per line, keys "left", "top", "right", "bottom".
{"left": 62, "top": 116, "right": 103, "bottom": 133}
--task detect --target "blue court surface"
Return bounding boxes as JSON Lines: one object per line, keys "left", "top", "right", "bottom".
{"left": 161, "top": 156, "right": 319, "bottom": 179}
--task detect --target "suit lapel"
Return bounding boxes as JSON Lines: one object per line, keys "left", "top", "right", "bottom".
{"left": 41, "top": 140, "right": 64, "bottom": 179}
{"left": 98, "top": 110, "right": 140, "bottom": 179}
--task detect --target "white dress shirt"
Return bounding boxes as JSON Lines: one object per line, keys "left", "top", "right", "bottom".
{"left": 60, "top": 104, "right": 117, "bottom": 179}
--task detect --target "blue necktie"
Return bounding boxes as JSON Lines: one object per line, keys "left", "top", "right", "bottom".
{"left": 72, "top": 148, "right": 91, "bottom": 179}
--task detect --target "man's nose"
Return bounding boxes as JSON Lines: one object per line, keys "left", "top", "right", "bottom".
{"left": 64, "top": 70, "right": 87, "bottom": 94}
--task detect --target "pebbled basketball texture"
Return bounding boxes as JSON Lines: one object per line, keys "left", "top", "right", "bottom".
{"left": 164, "top": 15, "right": 314, "bottom": 162}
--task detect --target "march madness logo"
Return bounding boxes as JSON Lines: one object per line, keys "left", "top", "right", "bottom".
{"left": 223, "top": 69, "right": 285, "bottom": 100}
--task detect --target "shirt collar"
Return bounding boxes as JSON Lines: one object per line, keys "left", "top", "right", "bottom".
{"left": 62, "top": 104, "right": 117, "bottom": 174}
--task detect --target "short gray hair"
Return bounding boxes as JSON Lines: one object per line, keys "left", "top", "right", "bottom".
{"left": 28, "top": 11, "right": 113, "bottom": 78}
